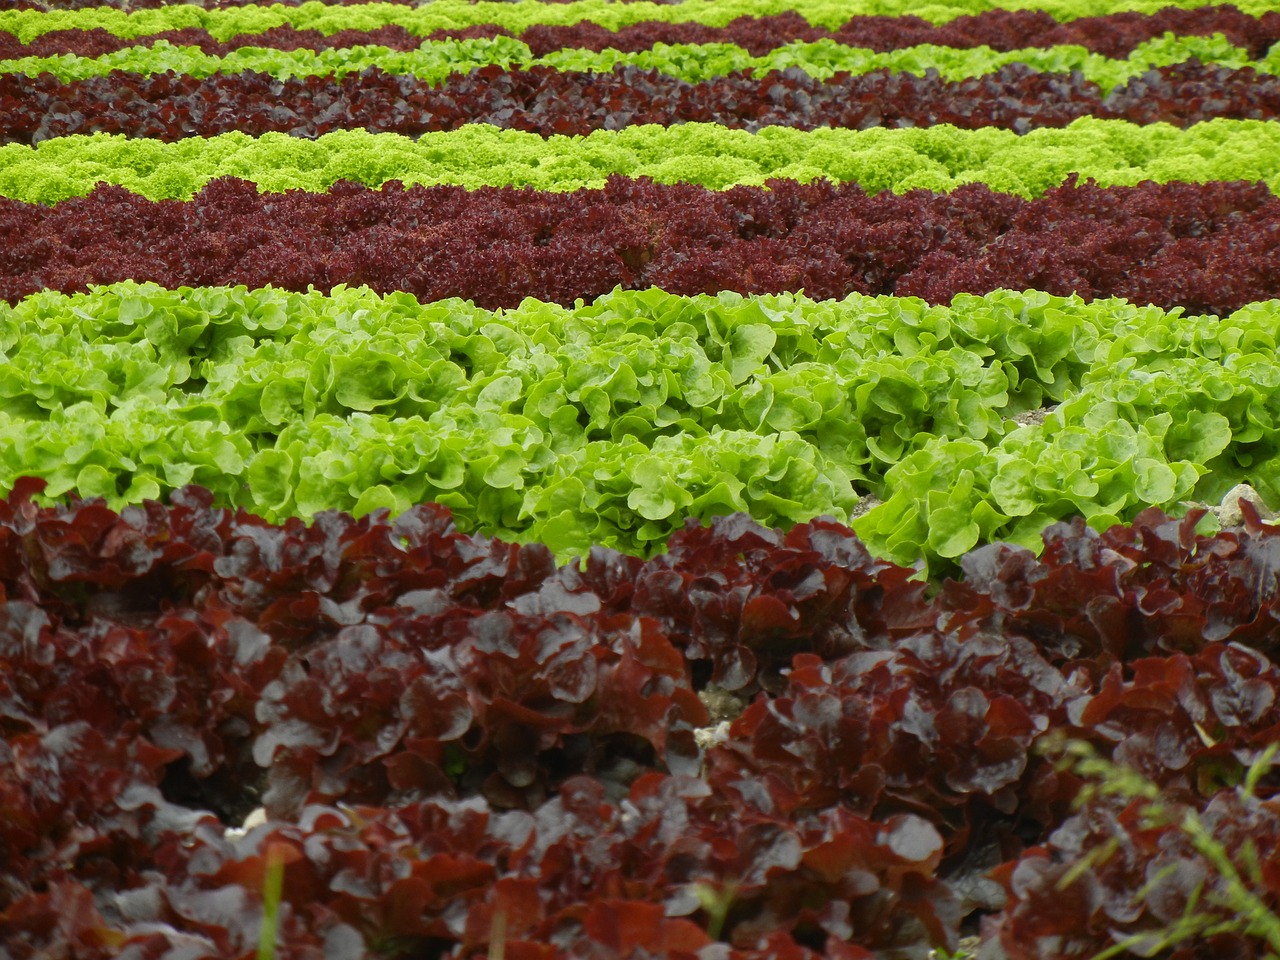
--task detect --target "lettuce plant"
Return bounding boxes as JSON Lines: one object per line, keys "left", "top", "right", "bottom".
{"left": 4, "top": 118, "right": 1280, "bottom": 203}
{"left": 4, "top": 0, "right": 1280, "bottom": 43}
{"left": 4, "top": 488, "right": 1280, "bottom": 957}
{"left": 5, "top": 6, "right": 1279, "bottom": 63}
{"left": 2, "top": 282, "right": 1280, "bottom": 567}
{"left": 0, "top": 34, "right": 1261, "bottom": 90}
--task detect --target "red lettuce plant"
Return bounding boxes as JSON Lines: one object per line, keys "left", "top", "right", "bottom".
{"left": 5, "top": 175, "right": 1280, "bottom": 315}
{"left": 5, "top": 484, "right": 1280, "bottom": 956}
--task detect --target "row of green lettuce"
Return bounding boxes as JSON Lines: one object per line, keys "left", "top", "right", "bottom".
{"left": 6, "top": 33, "right": 1268, "bottom": 92}
{"left": 4, "top": 282, "right": 1277, "bottom": 568}
{"left": 4, "top": 0, "right": 1280, "bottom": 42}
{"left": 6, "top": 119, "right": 1280, "bottom": 204}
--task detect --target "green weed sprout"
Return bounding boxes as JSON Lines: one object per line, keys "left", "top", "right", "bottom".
{"left": 1042, "top": 733, "right": 1280, "bottom": 960}
{"left": 256, "top": 841, "right": 289, "bottom": 960}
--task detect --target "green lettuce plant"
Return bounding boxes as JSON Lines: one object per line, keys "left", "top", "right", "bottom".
{"left": 4, "top": 119, "right": 1280, "bottom": 204}
{"left": 0, "top": 33, "right": 1260, "bottom": 95}
{"left": 4, "top": 0, "right": 1279, "bottom": 43}
{"left": 5, "top": 282, "right": 1280, "bottom": 567}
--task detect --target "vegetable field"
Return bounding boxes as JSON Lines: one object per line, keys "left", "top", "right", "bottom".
{"left": 2, "top": 1, "right": 1280, "bottom": 959}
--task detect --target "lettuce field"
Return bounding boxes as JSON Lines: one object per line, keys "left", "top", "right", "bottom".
{"left": 3, "top": 1, "right": 1280, "bottom": 958}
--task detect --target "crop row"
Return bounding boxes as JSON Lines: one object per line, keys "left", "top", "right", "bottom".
{"left": 6, "top": 5, "right": 1280, "bottom": 60}
{"left": 2, "top": 484, "right": 1279, "bottom": 958}
{"left": 5, "top": 32, "right": 1273, "bottom": 89}
{"left": 7, "top": 118, "right": 1279, "bottom": 204}
{"left": 5, "top": 280, "right": 1280, "bottom": 569}
{"left": 7, "top": 4, "right": 1280, "bottom": 959}
{"left": 13, "top": 61, "right": 1280, "bottom": 145}
{"left": 5, "top": 0, "right": 1280, "bottom": 43}
{"left": 5, "top": 175, "right": 1278, "bottom": 314}
{"left": 0, "top": 0, "right": 440, "bottom": 10}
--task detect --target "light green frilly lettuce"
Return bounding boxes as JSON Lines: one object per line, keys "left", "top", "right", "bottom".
{"left": 5, "top": 118, "right": 1280, "bottom": 205}
{"left": 2, "top": 283, "right": 1279, "bottom": 568}
{"left": 0, "top": 33, "right": 1264, "bottom": 96}
{"left": 3, "top": 0, "right": 1280, "bottom": 43}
